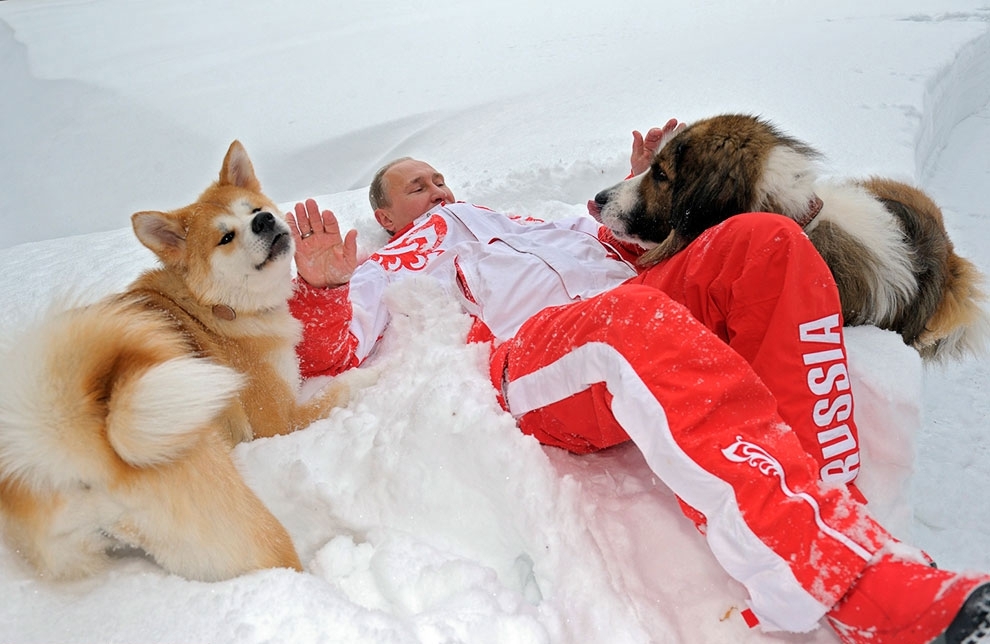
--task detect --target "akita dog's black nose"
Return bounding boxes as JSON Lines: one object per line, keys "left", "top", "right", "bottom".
{"left": 251, "top": 211, "right": 276, "bottom": 234}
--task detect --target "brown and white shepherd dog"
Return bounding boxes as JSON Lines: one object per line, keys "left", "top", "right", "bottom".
{"left": 0, "top": 141, "right": 346, "bottom": 581}
{"left": 591, "top": 113, "right": 990, "bottom": 361}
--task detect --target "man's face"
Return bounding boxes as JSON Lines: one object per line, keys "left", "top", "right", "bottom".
{"left": 375, "top": 159, "right": 455, "bottom": 234}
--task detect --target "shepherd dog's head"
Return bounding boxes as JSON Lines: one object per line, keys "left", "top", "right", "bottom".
{"left": 592, "top": 114, "right": 822, "bottom": 263}
{"left": 132, "top": 141, "right": 295, "bottom": 312}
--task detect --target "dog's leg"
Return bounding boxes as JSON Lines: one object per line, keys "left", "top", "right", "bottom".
{"left": 282, "top": 367, "right": 378, "bottom": 435}
{"left": 109, "top": 430, "right": 301, "bottom": 581}
{"left": 0, "top": 480, "right": 117, "bottom": 579}
{"left": 291, "top": 378, "right": 351, "bottom": 431}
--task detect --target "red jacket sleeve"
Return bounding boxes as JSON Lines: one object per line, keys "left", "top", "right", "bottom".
{"left": 289, "top": 279, "right": 361, "bottom": 378}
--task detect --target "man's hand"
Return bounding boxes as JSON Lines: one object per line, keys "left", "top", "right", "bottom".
{"left": 629, "top": 118, "right": 685, "bottom": 176}
{"left": 287, "top": 199, "right": 358, "bottom": 288}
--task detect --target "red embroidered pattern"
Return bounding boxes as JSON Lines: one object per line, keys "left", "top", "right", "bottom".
{"left": 370, "top": 214, "right": 448, "bottom": 272}
{"left": 507, "top": 213, "right": 545, "bottom": 224}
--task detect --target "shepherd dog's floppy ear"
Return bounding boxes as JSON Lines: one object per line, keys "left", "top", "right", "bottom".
{"left": 669, "top": 134, "right": 758, "bottom": 241}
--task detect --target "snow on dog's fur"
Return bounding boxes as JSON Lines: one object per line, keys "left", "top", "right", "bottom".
{"left": 0, "top": 141, "right": 347, "bottom": 581}
{"left": 591, "top": 113, "right": 990, "bottom": 361}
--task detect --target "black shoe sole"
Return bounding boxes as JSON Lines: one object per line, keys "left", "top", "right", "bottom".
{"left": 936, "top": 582, "right": 990, "bottom": 644}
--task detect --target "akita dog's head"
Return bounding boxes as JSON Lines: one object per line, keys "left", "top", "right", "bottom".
{"left": 132, "top": 141, "right": 294, "bottom": 313}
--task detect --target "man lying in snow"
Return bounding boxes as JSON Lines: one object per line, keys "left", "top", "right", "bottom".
{"left": 285, "top": 121, "right": 990, "bottom": 643}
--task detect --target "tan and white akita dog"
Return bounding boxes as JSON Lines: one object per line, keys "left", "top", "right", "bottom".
{"left": 0, "top": 141, "right": 346, "bottom": 581}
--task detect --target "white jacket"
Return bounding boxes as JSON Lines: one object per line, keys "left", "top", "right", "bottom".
{"left": 348, "top": 202, "right": 638, "bottom": 361}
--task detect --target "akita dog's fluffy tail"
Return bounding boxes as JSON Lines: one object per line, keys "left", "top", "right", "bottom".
{"left": 0, "top": 297, "right": 302, "bottom": 580}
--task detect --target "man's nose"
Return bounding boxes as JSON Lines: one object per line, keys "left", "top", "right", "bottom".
{"left": 429, "top": 186, "right": 446, "bottom": 201}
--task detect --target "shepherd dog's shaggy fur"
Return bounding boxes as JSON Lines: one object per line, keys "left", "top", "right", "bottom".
{"left": 591, "top": 113, "right": 989, "bottom": 361}
{"left": 0, "top": 141, "right": 346, "bottom": 581}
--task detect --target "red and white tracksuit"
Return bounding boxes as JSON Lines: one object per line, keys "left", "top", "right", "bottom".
{"left": 290, "top": 201, "right": 894, "bottom": 632}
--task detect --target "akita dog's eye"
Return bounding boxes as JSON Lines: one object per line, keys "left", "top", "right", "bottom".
{"left": 652, "top": 165, "right": 668, "bottom": 182}
{"left": 219, "top": 231, "right": 236, "bottom": 246}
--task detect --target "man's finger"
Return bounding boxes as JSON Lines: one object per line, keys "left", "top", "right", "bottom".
{"left": 287, "top": 205, "right": 306, "bottom": 241}
{"left": 302, "top": 199, "right": 322, "bottom": 232}
{"left": 344, "top": 229, "right": 359, "bottom": 264}
{"left": 293, "top": 202, "right": 311, "bottom": 231}
{"left": 320, "top": 209, "right": 340, "bottom": 235}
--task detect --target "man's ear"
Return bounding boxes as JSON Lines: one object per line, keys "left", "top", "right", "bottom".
{"left": 374, "top": 208, "right": 394, "bottom": 234}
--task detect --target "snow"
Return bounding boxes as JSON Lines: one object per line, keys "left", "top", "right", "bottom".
{"left": 1, "top": 1, "right": 989, "bottom": 642}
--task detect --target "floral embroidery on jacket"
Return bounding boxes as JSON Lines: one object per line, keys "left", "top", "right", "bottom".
{"left": 370, "top": 214, "right": 448, "bottom": 272}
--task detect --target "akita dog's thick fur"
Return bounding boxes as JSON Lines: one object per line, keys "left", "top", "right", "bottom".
{"left": 0, "top": 141, "right": 345, "bottom": 581}
{"left": 591, "top": 113, "right": 990, "bottom": 361}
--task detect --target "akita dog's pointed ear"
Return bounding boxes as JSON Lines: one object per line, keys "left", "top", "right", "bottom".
{"left": 218, "top": 140, "right": 261, "bottom": 192}
{"left": 132, "top": 210, "right": 187, "bottom": 263}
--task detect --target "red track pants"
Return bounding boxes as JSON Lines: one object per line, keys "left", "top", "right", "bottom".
{"left": 488, "top": 213, "right": 889, "bottom": 631}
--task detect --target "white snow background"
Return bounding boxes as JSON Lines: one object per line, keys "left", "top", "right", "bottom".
{"left": 1, "top": 1, "right": 989, "bottom": 642}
